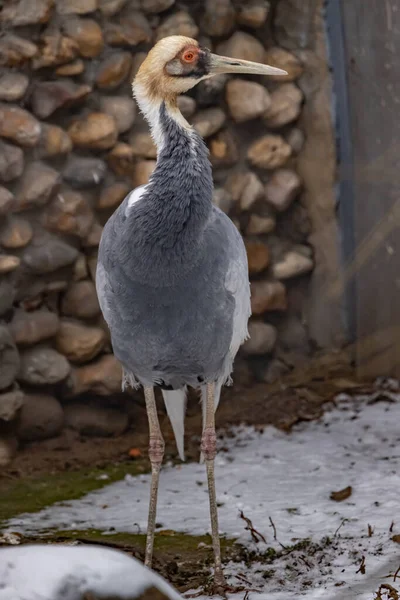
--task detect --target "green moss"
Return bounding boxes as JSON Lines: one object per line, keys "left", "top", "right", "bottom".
{"left": 0, "top": 460, "right": 149, "bottom": 528}
{"left": 36, "top": 528, "right": 236, "bottom": 554}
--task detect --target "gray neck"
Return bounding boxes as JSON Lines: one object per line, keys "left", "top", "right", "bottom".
{"left": 127, "top": 102, "right": 213, "bottom": 283}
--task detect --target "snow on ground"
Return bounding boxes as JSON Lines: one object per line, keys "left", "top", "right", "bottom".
{"left": 5, "top": 392, "right": 400, "bottom": 599}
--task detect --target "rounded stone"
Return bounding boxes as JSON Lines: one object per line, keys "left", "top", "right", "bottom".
{"left": 15, "top": 161, "right": 60, "bottom": 211}
{"left": 56, "top": 320, "right": 106, "bottom": 364}
{"left": 61, "top": 280, "right": 101, "bottom": 319}
{"left": 64, "top": 403, "right": 128, "bottom": 437}
{"left": 63, "top": 17, "right": 104, "bottom": 58}
{"left": 0, "top": 386, "right": 24, "bottom": 421}
{"left": 156, "top": 11, "right": 199, "bottom": 41}
{"left": 242, "top": 321, "right": 277, "bottom": 355}
{"left": 18, "top": 347, "right": 71, "bottom": 386}
{"left": 196, "top": 74, "right": 228, "bottom": 107}
{"left": 129, "top": 132, "right": 157, "bottom": 159}
{"left": 226, "top": 79, "right": 271, "bottom": 123}
{"left": 247, "top": 134, "right": 292, "bottom": 170}
{"left": 225, "top": 171, "right": 264, "bottom": 211}
{"left": 264, "top": 47, "right": 304, "bottom": 82}
{"left": 98, "top": 182, "right": 130, "bottom": 210}
{"left": 210, "top": 130, "right": 238, "bottom": 167}
{"left": 0, "top": 218, "right": 33, "bottom": 249}
{"left": 286, "top": 127, "right": 305, "bottom": 154}
{"left": 217, "top": 32, "right": 265, "bottom": 64}
{"left": 69, "top": 354, "right": 123, "bottom": 396}
{"left": 83, "top": 222, "right": 103, "bottom": 248}
{"left": 0, "top": 140, "right": 24, "bottom": 183}
{"left": 30, "top": 81, "right": 91, "bottom": 119}
{"left": 56, "top": 59, "right": 85, "bottom": 76}
{"left": 0, "top": 35, "right": 37, "bottom": 68}
{"left": 63, "top": 156, "right": 107, "bottom": 189}
{"left": 99, "top": 96, "right": 136, "bottom": 134}
{"left": 237, "top": 0, "right": 270, "bottom": 28}
{"left": 9, "top": 309, "right": 60, "bottom": 346}
{"left": 43, "top": 189, "right": 94, "bottom": 239}
{"left": 141, "top": 0, "right": 175, "bottom": 13}
{"left": 56, "top": 0, "right": 98, "bottom": 14}
{"left": 192, "top": 108, "right": 226, "bottom": 138}
{"left": 68, "top": 113, "right": 118, "bottom": 150}
{"left": 0, "top": 255, "right": 20, "bottom": 274}
{"left": 73, "top": 254, "right": 88, "bottom": 281}
{"left": 0, "top": 279, "right": 17, "bottom": 317}
{"left": 31, "top": 31, "right": 78, "bottom": 70}
{"left": 17, "top": 395, "right": 64, "bottom": 442}
{"left": 0, "top": 72, "right": 29, "bottom": 102}
{"left": 38, "top": 124, "right": 72, "bottom": 158}
{"left": 177, "top": 95, "right": 196, "bottom": 119}
{"left": 0, "top": 326, "right": 20, "bottom": 391}
{"left": 22, "top": 236, "right": 79, "bottom": 274}
{"left": 133, "top": 160, "right": 156, "bottom": 186}
{"left": 250, "top": 281, "right": 287, "bottom": 314}
{"left": 246, "top": 213, "right": 276, "bottom": 235}
{"left": 99, "top": 0, "right": 128, "bottom": 16}
{"left": 201, "top": 0, "right": 235, "bottom": 37}
{"left": 213, "top": 189, "right": 233, "bottom": 215}
{"left": 104, "top": 11, "right": 152, "bottom": 47}
{"left": 107, "top": 143, "right": 135, "bottom": 176}
{"left": 0, "top": 104, "right": 41, "bottom": 147}
{"left": 96, "top": 52, "right": 132, "bottom": 89}
{"left": 0, "top": 187, "right": 15, "bottom": 216}
{"left": 264, "top": 169, "right": 302, "bottom": 212}
{"left": 0, "top": 0, "right": 53, "bottom": 26}
{"left": 245, "top": 240, "right": 270, "bottom": 274}
{"left": 272, "top": 250, "right": 314, "bottom": 279}
{"left": 263, "top": 83, "right": 303, "bottom": 129}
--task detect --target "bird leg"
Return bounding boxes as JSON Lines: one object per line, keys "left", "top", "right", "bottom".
{"left": 144, "top": 386, "right": 164, "bottom": 569}
{"left": 201, "top": 382, "right": 227, "bottom": 590}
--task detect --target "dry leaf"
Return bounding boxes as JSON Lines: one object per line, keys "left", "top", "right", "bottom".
{"left": 330, "top": 486, "right": 352, "bottom": 502}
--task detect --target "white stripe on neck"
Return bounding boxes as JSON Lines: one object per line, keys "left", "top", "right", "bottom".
{"left": 132, "top": 81, "right": 195, "bottom": 154}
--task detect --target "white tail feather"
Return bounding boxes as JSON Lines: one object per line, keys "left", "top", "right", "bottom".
{"left": 162, "top": 388, "right": 187, "bottom": 461}
{"left": 199, "top": 381, "right": 222, "bottom": 464}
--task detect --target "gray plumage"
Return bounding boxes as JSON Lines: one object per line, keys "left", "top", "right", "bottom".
{"left": 97, "top": 102, "right": 250, "bottom": 457}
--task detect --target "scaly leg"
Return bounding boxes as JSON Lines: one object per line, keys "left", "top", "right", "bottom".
{"left": 201, "top": 382, "right": 226, "bottom": 589}
{"left": 144, "top": 386, "right": 164, "bottom": 568}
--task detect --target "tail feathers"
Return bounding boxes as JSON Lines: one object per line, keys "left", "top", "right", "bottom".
{"left": 162, "top": 388, "right": 187, "bottom": 461}
{"left": 199, "top": 381, "right": 222, "bottom": 464}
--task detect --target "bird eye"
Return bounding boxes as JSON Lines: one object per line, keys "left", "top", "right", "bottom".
{"left": 183, "top": 50, "right": 196, "bottom": 63}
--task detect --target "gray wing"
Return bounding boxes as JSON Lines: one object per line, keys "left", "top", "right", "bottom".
{"left": 96, "top": 201, "right": 250, "bottom": 387}
{"left": 220, "top": 209, "right": 251, "bottom": 357}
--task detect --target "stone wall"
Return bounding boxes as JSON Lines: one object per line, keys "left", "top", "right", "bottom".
{"left": 0, "top": 0, "right": 340, "bottom": 465}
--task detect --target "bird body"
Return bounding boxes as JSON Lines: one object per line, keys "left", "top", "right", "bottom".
{"left": 97, "top": 115, "right": 249, "bottom": 391}
{"left": 96, "top": 35, "right": 287, "bottom": 587}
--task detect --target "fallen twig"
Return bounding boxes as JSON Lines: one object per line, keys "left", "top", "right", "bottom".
{"left": 356, "top": 555, "right": 366, "bottom": 575}
{"left": 269, "top": 516, "right": 277, "bottom": 541}
{"left": 239, "top": 510, "right": 266, "bottom": 544}
{"left": 334, "top": 518, "right": 348, "bottom": 537}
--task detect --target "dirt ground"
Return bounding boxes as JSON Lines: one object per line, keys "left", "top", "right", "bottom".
{"left": 1, "top": 351, "right": 359, "bottom": 480}
{"left": 2, "top": 351, "right": 399, "bottom": 598}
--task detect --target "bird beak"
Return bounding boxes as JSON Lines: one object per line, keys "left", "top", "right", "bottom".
{"left": 209, "top": 53, "right": 288, "bottom": 77}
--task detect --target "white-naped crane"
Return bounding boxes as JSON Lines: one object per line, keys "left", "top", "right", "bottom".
{"left": 96, "top": 35, "right": 286, "bottom": 591}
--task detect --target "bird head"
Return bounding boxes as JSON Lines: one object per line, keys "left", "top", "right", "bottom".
{"left": 133, "top": 35, "right": 287, "bottom": 102}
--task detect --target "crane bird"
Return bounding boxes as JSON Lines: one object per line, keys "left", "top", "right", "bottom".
{"left": 96, "top": 35, "right": 287, "bottom": 590}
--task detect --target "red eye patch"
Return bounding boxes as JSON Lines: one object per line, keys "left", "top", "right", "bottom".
{"left": 182, "top": 49, "right": 197, "bottom": 63}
